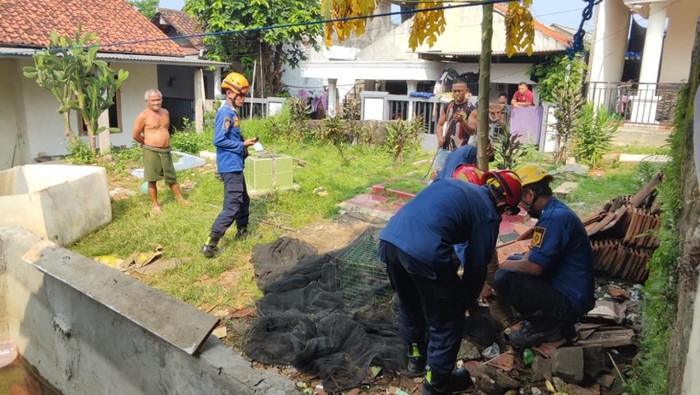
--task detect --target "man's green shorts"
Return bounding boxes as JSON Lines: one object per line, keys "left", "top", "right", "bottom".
{"left": 143, "top": 145, "right": 177, "bottom": 184}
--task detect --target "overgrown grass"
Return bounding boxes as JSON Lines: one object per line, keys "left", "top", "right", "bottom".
{"left": 71, "top": 118, "right": 431, "bottom": 310}
{"left": 625, "top": 85, "right": 687, "bottom": 394}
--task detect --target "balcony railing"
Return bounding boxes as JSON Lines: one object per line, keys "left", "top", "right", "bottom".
{"left": 585, "top": 81, "right": 684, "bottom": 125}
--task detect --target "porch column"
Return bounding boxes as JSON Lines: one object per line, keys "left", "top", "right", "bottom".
{"left": 659, "top": 0, "right": 700, "bottom": 83}
{"left": 194, "top": 68, "right": 205, "bottom": 133}
{"left": 214, "top": 68, "right": 222, "bottom": 99}
{"left": 587, "top": 0, "right": 630, "bottom": 109}
{"left": 97, "top": 110, "right": 110, "bottom": 154}
{"left": 328, "top": 78, "right": 338, "bottom": 117}
{"left": 632, "top": 1, "right": 668, "bottom": 123}
{"left": 639, "top": 2, "right": 668, "bottom": 84}
{"left": 406, "top": 80, "right": 417, "bottom": 121}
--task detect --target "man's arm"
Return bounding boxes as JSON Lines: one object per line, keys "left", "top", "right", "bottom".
{"left": 132, "top": 113, "right": 145, "bottom": 145}
{"left": 465, "top": 108, "right": 478, "bottom": 135}
{"left": 436, "top": 106, "right": 447, "bottom": 148}
{"left": 499, "top": 255, "right": 544, "bottom": 276}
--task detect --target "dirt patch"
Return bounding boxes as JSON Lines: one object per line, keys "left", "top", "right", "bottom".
{"left": 289, "top": 216, "right": 371, "bottom": 254}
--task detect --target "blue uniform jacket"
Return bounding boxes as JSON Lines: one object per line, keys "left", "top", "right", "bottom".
{"left": 437, "top": 145, "right": 477, "bottom": 180}
{"left": 213, "top": 102, "right": 246, "bottom": 173}
{"left": 379, "top": 179, "right": 500, "bottom": 296}
{"left": 528, "top": 197, "right": 595, "bottom": 314}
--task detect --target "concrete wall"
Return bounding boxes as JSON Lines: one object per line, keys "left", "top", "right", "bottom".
{"left": 0, "top": 59, "right": 29, "bottom": 169}
{"left": 659, "top": 0, "right": 700, "bottom": 83}
{"left": 0, "top": 227, "right": 297, "bottom": 395}
{"left": 587, "top": 0, "right": 630, "bottom": 83}
{"left": 0, "top": 165, "right": 111, "bottom": 246}
{"left": 0, "top": 59, "right": 159, "bottom": 166}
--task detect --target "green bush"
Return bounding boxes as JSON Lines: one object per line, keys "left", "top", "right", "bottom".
{"left": 170, "top": 118, "right": 212, "bottom": 154}
{"left": 573, "top": 103, "right": 621, "bottom": 167}
{"left": 384, "top": 117, "right": 422, "bottom": 162}
{"left": 67, "top": 139, "right": 96, "bottom": 164}
{"left": 493, "top": 125, "right": 526, "bottom": 170}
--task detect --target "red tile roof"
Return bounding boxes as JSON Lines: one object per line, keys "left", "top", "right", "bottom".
{"left": 494, "top": 3, "right": 572, "bottom": 46}
{"left": 156, "top": 8, "right": 205, "bottom": 49}
{"left": 0, "top": 0, "right": 184, "bottom": 56}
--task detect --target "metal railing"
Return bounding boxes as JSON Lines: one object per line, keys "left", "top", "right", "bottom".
{"left": 585, "top": 81, "right": 684, "bottom": 125}
{"left": 386, "top": 95, "right": 441, "bottom": 134}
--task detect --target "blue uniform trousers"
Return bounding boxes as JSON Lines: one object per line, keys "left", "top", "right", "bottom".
{"left": 379, "top": 241, "right": 465, "bottom": 375}
{"left": 210, "top": 172, "right": 250, "bottom": 239}
{"left": 494, "top": 269, "right": 579, "bottom": 329}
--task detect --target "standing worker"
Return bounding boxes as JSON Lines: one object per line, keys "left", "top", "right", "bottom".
{"left": 201, "top": 72, "right": 259, "bottom": 258}
{"left": 132, "top": 89, "right": 188, "bottom": 214}
{"left": 494, "top": 164, "right": 594, "bottom": 347}
{"left": 378, "top": 171, "right": 523, "bottom": 395}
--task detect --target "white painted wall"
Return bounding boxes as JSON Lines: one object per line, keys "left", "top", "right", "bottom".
{"left": 0, "top": 59, "right": 28, "bottom": 170}
{"left": 108, "top": 62, "right": 158, "bottom": 149}
{"left": 659, "top": 0, "right": 700, "bottom": 83}
{"left": 588, "top": 0, "right": 630, "bottom": 83}
{"left": 12, "top": 59, "right": 159, "bottom": 160}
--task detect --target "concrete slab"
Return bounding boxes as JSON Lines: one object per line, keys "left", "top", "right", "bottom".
{"left": 1, "top": 227, "right": 297, "bottom": 395}
{"left": 612, "top": 124, "right": 672, "bottom": 147}
{"left": 618, "top": 154, "right": 671, "bottom": 163}
{"left": 21, "top": 240, "right": 219, "bottom": 355}
{"left": 553, "top": 181, "right": 579, "bottom": 198}
{"left": 0, "top": 164, "right": 111, "bottom": 246}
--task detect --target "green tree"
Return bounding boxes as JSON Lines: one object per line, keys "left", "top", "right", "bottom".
{"left": 23, "top": 28, "right": 129, "bottom": 153}
{"left": 185, "top": 0, "right": 323, "bottom": 96}
{"left": 533, "top": 54, "right": 587, "bottom": 104}
{"left": 130, "top": 0, "right": 159, "bottom": 19}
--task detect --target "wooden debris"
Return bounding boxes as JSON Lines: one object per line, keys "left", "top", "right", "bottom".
{"left": 576, "top": 328, "right": 635, "bottom": 348}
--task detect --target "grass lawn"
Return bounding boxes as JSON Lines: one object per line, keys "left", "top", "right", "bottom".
{"left": 70, "top": 118, "right": 655, "bottom": 319}
{"left": 71, "top": 121, "right": 432, "bottom": 311}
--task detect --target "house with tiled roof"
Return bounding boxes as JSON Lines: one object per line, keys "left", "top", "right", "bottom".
{"left": 152, "top": 8, "right": 207, "bottom": 57}
{"left": 293, "top": 2, "right": 571, "bottom": 124}
{"left": 0, "top": 0, "right": 227, "bottom": 169}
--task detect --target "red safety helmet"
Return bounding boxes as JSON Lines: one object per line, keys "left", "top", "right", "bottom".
{"left": 483, "top": 170, "right": 523, "bottom": 212}
{"left": 452, "top": 164, "right": 484, "bottom": 185}
{"left": 221, "top": 72, "right": 249, "bottom": 95}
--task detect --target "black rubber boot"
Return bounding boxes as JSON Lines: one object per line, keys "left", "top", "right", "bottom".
{"left": 422, "top": 367, "right": 472, "bottom": 395}
{"left": 235, "top": 226, "right": 249, "bottom": 239}
{"left": 201, "top": 236, "right": 220, "bottom": 258}
{"left": 406, "top": 342, "right": 426, "bottom": 377}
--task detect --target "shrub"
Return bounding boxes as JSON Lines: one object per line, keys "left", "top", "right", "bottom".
{"left": 493, "top": 124, "right": 526, "bottom": 170}
{"left": 384, "top": 116, "right": 423, "bottom": 162}
{"left": 66, "top": 139, "right": 96, "bottom": 164}
{"left": 573, "top": 103, "right": 621, "bottom": 167}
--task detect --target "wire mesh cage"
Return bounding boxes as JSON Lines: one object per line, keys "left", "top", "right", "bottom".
{"left": 333, "top": 227, "right": 392, "bottom": 308}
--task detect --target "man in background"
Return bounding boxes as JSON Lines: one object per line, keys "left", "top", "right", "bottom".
{"left": 132, "top": 89, "right": 188, "bottom": 214}
{"left": 511, "top": 82, "right": 535, "bottom": 108}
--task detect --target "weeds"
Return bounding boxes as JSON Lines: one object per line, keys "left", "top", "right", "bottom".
{"left": 573, "top": 103, "right": 621, "bottom": 168}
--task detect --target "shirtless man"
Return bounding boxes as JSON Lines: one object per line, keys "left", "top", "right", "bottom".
{"left": 132, "top": 89, "right": 187, "bottom": 213}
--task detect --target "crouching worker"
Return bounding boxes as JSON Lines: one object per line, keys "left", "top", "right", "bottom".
{"left": 378, "top": 171, "right": 522, "bottom": 395}
{"left": 494, "top": 164, "right": 595, "bottom": 347}
{"left": 201, "top": 72, "right": 259, "bottom": 258}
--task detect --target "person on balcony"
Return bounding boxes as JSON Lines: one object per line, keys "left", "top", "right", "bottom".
{"left": 436, "top": 79, "right": 477, "bottom": 151}
{"left": 494, "top": 164, "right": 594, "bottom": 348}
{"left": 511, "top": 82, "right": 535, "bottom": 108}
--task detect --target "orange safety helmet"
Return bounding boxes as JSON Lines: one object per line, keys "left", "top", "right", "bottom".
{"left": 221, "top": 72, "right": 249, "bottom": 95}
{"left": 452, "top": 164, "right": 484, "bottom": 185}
{"left": 483, "top": 170, "right": 523, "bottom": 212}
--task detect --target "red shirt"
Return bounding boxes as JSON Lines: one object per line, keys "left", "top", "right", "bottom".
{"left": 512, "top": 89, "right": 534, "bottom": 105}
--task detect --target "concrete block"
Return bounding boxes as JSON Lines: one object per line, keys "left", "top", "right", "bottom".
{"left": 553, "top": 181, "right": 578, "bottom": 198}
{"left": 0, "top": 165, "right": 111, "bottom": 246}
{"left": 582, "top": 345, "right": 608, "bottom": 380}
{"left": 532, "top": 355, "right": 552, "bottom": 381}
{"left": 552, "top": 346, "right": 585, "bottom": 384}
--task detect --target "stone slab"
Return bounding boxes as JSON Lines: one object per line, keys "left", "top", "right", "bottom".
{"left": 21, "top": 240, "right": 219, "bottom": 355}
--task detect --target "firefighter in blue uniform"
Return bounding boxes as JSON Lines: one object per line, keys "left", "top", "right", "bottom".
{"left": 494, "top": 164, "right": 595, "bottom": 347}
{"left": 378, "top": 171, "right": 522, "bottom": 395}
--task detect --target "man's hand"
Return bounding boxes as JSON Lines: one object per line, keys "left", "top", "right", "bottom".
{"left": 244, "top": 137, "right": 258, "bottom": 147}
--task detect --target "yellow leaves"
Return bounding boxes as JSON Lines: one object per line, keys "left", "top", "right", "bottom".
{"left": 322, "top": 0, "right": 446, "bottom": 52}
{"left": 409, "top": 3, "right": 445, "bottom": 51}
{"left": 322, "top": 0, "right": 377, "bottom": 48}
{"left": 505, "top": 1, "right": 535, "bottom": 57}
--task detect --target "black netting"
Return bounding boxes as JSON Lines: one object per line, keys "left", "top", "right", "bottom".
{"left": 245, "top": 229, "right": 407, "bottom": 392}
